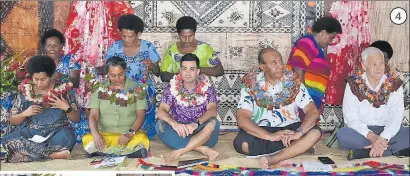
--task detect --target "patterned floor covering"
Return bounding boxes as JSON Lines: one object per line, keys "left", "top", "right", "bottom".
{"left": 1, "top": 133, "right": 409, "bottom": 174}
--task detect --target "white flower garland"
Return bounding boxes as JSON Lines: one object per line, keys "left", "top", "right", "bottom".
{"left": 170, "top": 74, "right": 211, "bottom": 107}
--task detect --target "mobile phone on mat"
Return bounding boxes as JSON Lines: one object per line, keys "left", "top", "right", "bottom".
{"left": 318, "top": 156, "right": 335, "bottom": 164}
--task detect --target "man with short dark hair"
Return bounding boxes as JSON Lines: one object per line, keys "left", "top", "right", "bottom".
{"left": 156, "top": 53, "right": 220, "bottom": 163}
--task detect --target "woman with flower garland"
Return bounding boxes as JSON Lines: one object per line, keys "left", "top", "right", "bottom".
{"left": 40, "top": 29, "right": 89, "bottom": 144}
{"left": 160, "top": 16, "right": 224, "bottom": 82}
{"left": 82, "top": 56, "right": 149, "bottom": 158}
{"left": 2, "top": 56, "right": 79, "bottom": 162}
{"left": 337, "top": 47, "right": 409, "bottom": 160}
{"left": 104, "top": 14, "right": 160, "bottom": 139}
{"left": 156, "top": 54, "right": 220, "bottom": 164}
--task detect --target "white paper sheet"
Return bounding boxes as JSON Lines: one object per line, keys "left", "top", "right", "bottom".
{"left": 94, "top": 156, "right": 126, "bottom": 168}
{"left": 302, "top": 162, "right": 333, "bottom": 172}
{"left": 29, "top": 133, "right": 53, "bottom": 143}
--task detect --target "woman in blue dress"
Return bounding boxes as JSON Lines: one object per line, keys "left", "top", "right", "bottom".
{"left": 40, "top": 29, "right": 89, "bottom": 143}
{"left": 104, "top": 14, "right": 160, "bottom": 139}
{"left": 2, "top": 56, "right": 79, "bottom": 162}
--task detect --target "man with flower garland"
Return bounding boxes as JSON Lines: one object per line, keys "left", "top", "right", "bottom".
{"left": 156, "top": 53, "right": 220, "bottom": 163}
{"left": 234, "top": 48, "right": 322, "bottom": 169}
{"left": 336, "top": 47, "right": 409, "bottom": 160}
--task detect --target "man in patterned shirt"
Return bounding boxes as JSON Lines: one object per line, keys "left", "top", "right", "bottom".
{"left": 156, "top": 53, "right": 220, "bottom": 164}
{"left": 234, "top": 48, "right": 322, "bottom": 169}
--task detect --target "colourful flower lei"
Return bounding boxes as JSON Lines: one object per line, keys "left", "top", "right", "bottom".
{"left": 346, "top": 69, "right": 403, "bottom": 108}
{"left": 86, "top": 75, "right": 148, "bottom": 107}
{"left": 18, "top": 77, "right": 73, "bottom": 107}
{"left": 242, "top": 70, "right": 301, "bottom": 110}
{"left": 84, "top": 59, "right": 152, "bottom": 107}
{"left": 170, "top": 74, "right": 211, "bottom": 107}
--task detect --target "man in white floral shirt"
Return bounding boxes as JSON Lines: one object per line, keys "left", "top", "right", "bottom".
{"left": 234, "top": 48, "right": 322, "bottom": 169}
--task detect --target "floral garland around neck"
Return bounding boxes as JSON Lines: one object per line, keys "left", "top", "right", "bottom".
{"left": 85, "top": 73, "right": 148, "bottom": 107}
{"left": 170, "top": 74, "right": 211, "bottom": 107}
{"left": 242, "top": 70, "right": 301, "bottom": 110}
{"left": 346, "top": 69, "right": 403, "bottom": 108}
{"left": 18, "top": 78, "right": 73, "bottom": 107}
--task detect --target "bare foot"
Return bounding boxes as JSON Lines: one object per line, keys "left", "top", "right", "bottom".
{"left": 164, "top": 149, "right": 183, "bottom": 164}
{"left": 259, "top": 157, "right": 269, "bottom": 169}
{"left": 49, "top": 150, "right": 70, "bottom": 159}
{"left": 259, "top": 156, "right": 278, "bottom": 169}
{"left": 195, "top": 146, "right": 219, "bottom": 160}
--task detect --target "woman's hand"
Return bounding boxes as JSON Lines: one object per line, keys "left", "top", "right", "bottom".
{"left": 141, "top": 59, "right": 153, "bottom": 71}
{"left": 22, "top": 105, "right": 42, "bottom": 117}
{"left": 118, "top": 133, "right": 132, "bottom": 146}
{"left": 93, "top": 133, "right": 106, "bottom": 150}
{"left": 49, "top": 94, "right": 70, "bottom": 111}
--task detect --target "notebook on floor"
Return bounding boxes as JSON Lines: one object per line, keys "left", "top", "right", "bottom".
{"left": 177, "top": 158, "right": 208, "bottom": 168}
{"left": 245, "top": 149, "right": 282, "bottom": 159}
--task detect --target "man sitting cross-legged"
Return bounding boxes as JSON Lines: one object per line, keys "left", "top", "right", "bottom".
{"left": 337, "top": 47, "right": 409, "bottom": 160}
{"left": 233, "top": 48, "right": 322, "bottom": 169}
{"left": 156, "top": 53, "right": 220, "bottom": 164}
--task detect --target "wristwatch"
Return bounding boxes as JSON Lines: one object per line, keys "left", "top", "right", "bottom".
{"left": 296, "top": 127, "right": 305, "bottom": 136}
{"left": 127, "top": 129, "right": 135, "bottom": 135}
{"left": 65, "top": 107, "right": 73, "bottom": 113}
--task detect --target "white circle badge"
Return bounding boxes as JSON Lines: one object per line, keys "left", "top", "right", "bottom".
{"left": 390, "top": 7, "right": 407, "bottom": 25}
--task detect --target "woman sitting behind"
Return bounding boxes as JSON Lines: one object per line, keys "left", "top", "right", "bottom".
{"left": 2, "top": 55, "right": 80, "bottom": 163}
{"left": 160, "top": 16, "right": 224, "bottom": 82}
{"left": 82, "top": 56, "right": 149, "bottom": 158}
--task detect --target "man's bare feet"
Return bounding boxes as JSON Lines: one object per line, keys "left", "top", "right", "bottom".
{"left": 259, "top": 156, "right": 278, "bottom": 169}
{"left": 163, "top": 149, "right": 183, "bottom": 164}
{"left": 195, "top": 146, "right": 219, "bottom": 160}
{"left": 259, "top": 157, "right": 269, "bottom": 169}
{"left": 49, "top": 150, "right": 70, "bottom": 159}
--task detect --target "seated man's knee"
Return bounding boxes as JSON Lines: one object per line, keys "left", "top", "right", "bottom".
{"left": 336, "top": 128, "right": 351, "bottom": 142}
{"left": 204, "top": 119, "right": 217, "bottom": 132}
{"left": 233, "top": 133, "right": 250, "bottom": 155}
{"left": 155, "top": 120, "right": 165, "bottom": 134}
{"left": 336, "top": 127, "right": 353, "bottom": 148}
{"left": 241, "top": 142, "right": 249, "bottom": 154}
{"left": 211, "top": 119, "right": 220, "bottom": 131}
{"left": 309, "top": 128, "right": 322, "bottom": 140}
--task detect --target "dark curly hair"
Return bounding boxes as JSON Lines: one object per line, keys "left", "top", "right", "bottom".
{"left": 26, "top": 55, "right": 56, "bottom": 77}
{"left": 176, "top": 16, "right": 198, "bottom": 33}
{"left": 118, "top": 14, "right": 145, "bottom": 34}
{"left": 312, "top": 16, "right": 342, "bottom": 34}
{"left": 370, "top": 40, "right": 393, "bottom": 60}
{"left": 40, "top": 29, "right": 65, "bottom": 47}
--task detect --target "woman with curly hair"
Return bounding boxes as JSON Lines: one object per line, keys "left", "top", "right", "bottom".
{"left": 104, "top": 14, "right": 161, "bottom": 139}
{"left": 40, "top": 29, "right": 89, "bottom": 143}
{"left": 2, "top": 55, "right": 79, "bottom": 162}
{"left": 160, "top": 16, "right": 224, "bottom": 82}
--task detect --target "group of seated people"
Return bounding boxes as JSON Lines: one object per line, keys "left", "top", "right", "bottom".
{"left": 1, "top": 14, "right": 408, "bottom": 169}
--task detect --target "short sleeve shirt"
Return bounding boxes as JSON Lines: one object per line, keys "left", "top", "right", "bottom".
{"left": 161, "top": 84, "right": 217, "bottom": 123}
{"left": 89, "top": 78, "right": 147, "bottom": 133}
{"left": 237, "top": 72, "right": 313, "bottom": 127}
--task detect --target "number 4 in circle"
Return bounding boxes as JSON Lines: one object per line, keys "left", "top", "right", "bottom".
{"left": 390, "top": 7, "right": 407, "bottom": 25}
